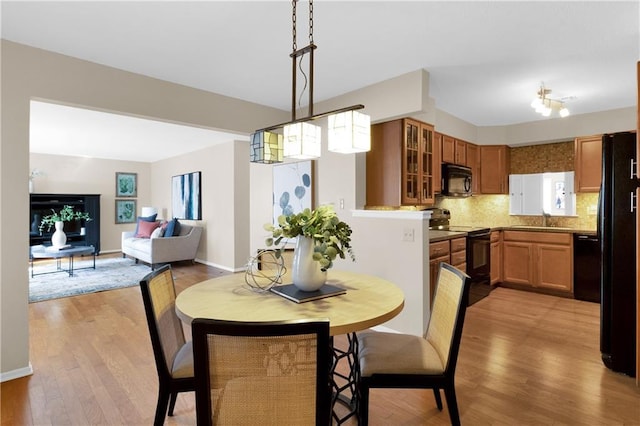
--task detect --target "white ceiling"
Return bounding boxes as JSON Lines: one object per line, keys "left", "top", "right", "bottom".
{"left": 3, "top": 1, "right": 639, "bottom": 161}
{"left": 29, "top": 101, "right": 246, "bottom": 162}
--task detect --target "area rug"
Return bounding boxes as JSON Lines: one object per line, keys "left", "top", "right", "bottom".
{"left": 29, "top": 256, "right": 152, "bottom": 303}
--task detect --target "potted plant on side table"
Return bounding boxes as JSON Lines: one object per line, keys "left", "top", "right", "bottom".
{"left": 265, "top": 205, "right": 355, "bottom": 291}
{"left": 39, "top": 205, "right": 92, "bottom": 248}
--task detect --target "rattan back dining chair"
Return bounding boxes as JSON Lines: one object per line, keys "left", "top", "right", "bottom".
{"left": 357, "top": 262, "right": 471, "bottom": 426}
{"left": 140, "top": 264, "right": 195, "bottom": 425}
{"left": 192, "top": 318, "right": 332, "bottom": 426}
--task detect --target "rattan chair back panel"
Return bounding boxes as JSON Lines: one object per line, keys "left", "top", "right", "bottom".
{"left": 193, "top": 319, "right": 331, "bottom": 426}
{"left": 425, "top": 265, "right": 465, "bottom": 369}
{"left": 148, "top": 268, "right": 186, "bottom": 374}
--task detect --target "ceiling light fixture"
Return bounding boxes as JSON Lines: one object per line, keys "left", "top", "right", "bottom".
{"left": 250, "top": 0, "right": 370, "bottom": 164}
{"left": 530, "top": 82, "right": 570, "bottom": 118}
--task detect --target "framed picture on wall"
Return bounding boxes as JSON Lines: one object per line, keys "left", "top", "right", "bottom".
{"left": 115, "top": 172, "right": 137, "bottom": 197}
{"left": 272, "top": 160, "right": 313, "bottom": 225}
{"left": 115, "top": 199, "right": 137, "bottom": 224}
{"left": 172, "top": 171, "right": 202, "bottom": 220}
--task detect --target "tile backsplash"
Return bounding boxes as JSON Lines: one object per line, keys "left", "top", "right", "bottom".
{"left": 435, "top": 193, "right": 598, "bottom": 231}
{"left": 510, "top": 141, "right": 574, "bottom": 174}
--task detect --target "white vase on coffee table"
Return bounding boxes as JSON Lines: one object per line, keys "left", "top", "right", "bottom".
{"left": 51, "top": 221, "right": 67, "bottom": 248}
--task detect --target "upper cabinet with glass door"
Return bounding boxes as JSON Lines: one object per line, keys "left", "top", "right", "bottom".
{"left": 366, "top": 118, "right": 435, "bottom": 208}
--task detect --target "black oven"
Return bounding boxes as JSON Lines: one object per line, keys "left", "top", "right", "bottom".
{"left": 463, "top": 229, "right": 492, "bottom": 305}
{"left": 428, "top": 208, "right": 492, "bottom": 305}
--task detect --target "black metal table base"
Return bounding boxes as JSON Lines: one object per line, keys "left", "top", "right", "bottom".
{"left": 30, "top": 252, "right": 96, "bottom": 278}
{"left": 331, "top": 332, "right": 360, "bottom": 425}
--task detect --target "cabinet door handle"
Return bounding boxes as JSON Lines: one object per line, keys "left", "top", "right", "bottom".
{"left": 632, "top": 159, "right": 638, "bottom": 179}
{"left": 631, "top": 192, "right": 637, "bottom": 213}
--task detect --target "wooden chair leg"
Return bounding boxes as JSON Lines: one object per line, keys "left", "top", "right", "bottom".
{"left": 154, "top": 388, "right": 170, "bottom": 426}
{"left": 443, "top": 385, "right": 461, "bottom": 426}
{"left": 433, "top": 388, "right": 443, "bottom": 410}
{"left": 168, "top": 392, "right": 178, "bottom": 416}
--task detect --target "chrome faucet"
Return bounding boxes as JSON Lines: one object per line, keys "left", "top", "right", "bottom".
{"left": 542, "top": 211, "right": 551, "bottom": 227}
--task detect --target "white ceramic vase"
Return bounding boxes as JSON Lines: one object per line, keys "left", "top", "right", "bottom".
{"left": 292, "top": 236, "right": 327, "bottom": 292}
{"left": 51, "top": 221, "right": 67, "bottom": 247}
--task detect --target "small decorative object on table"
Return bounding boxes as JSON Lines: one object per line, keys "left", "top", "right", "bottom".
{"left": 244, "top": 249, "right": 287, "bottom": 292}
{"left": 265, "top": 205, "right": 355, "bottom": 292}
{"left": 39, "top": 205, "right": 92, "bottom": 248}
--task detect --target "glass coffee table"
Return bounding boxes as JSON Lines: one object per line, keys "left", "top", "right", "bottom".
{"left": 30, "top": 245, "right": 96, "bottom": 277}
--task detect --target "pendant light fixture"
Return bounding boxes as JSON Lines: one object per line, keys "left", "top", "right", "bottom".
{"left": 250, "top": 0, "right": 370, "bottom": 163}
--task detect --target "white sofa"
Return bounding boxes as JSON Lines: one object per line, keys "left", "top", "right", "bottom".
{"left": 121, "top": 224, "right": 203, "bottom": 269}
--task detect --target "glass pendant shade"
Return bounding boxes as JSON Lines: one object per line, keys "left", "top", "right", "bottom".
{"left": 530, "top": 98, "right": 543, "bottom": 109}
{"left": 250, "top": 131, "right": 283, "bottom": 164}
{"left": 283, "top": 122, "right": 321, "bottom": 159}
{"left": 327, "top": 110, "right": 371, "bottom": 153}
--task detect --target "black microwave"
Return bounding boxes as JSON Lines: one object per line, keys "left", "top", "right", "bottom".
{"left": 442, "top": 164, "right": 473, "bottom": 197}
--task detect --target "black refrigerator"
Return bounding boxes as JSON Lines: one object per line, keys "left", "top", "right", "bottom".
{"left": 599, "top": 131, "right": 637, "bottom": 377}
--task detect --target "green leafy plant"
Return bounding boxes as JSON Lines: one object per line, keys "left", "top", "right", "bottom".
{"left": 264, "top": 205, "right": 355, "bottom": 271}
{"left": 39, "top": 205, "right": 92, "bottom": 233}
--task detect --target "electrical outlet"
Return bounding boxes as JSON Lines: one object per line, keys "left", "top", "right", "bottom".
{"left": 402, "top": 228, "right": 415, "bottom": 242}
{"left": 339, "top": 198, "right": 344, "bottom": 209}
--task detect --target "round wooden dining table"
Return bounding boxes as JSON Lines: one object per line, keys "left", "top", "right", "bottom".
{"left": 175, "top": 269, "right": 404, "bottom": 425}
{"left": 174, "top": 269, "right": 405, "bottom": 336}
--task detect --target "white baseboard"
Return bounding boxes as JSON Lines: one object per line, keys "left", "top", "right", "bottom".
{"left": 194, "top": 258, "right": 243, "bottom": 273}
{"left": 0, "top": 363, "right": 33, "bottom": 383}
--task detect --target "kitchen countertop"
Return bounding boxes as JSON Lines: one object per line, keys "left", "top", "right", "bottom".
{"left": 429, "top": 226, "right": 597, "bottom": 242}
{"left": 429, "top": 230, "right": 468, "bottom": 242}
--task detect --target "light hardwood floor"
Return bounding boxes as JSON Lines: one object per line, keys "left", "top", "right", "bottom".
{"left": 3, "top": 256, "right": 639, "bottom": 425}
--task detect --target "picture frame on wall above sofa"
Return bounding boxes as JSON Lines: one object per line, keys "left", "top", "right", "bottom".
{"left": 115, "top": 199, "right": 137, "bottom": 224}
{"left": 115, "top": 172, "right": 137, "bottom": 197}
{"left": 172, "top": 171, "right": 202, "bottom": 220}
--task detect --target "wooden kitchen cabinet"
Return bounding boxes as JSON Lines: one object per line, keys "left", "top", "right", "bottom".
{"left": 454, "top": 139, "right": 467, "bottom": 166}
{"left": 429, "top": 238, "right": 466, "bottom": 304}
{"left": 480, "top": 145, "right": 510, "bottom": 194}
{"left": 575, "top": 135, "right": 603, "bottom": 192}
{"left": 441, "top": 135, "right": 467, "bottom": 166}
{"left": 503, "top": 241, "right": 534, "bottom": 285}
{"left": 450, "top": 237, "right": 467, "bottom": 272}
{"left": 429, "top": 240, "right": 450, "bottom": 304}
{"left": 502, "top": 230, "right": 573, "bottom": 292}
{"left": 441, "top": 135, "right": 455, "bottom": 164}
{"left": 466, "top": 142, "right": 480, "bottom": 194}
{"left": 367, "top": 118, "right": 435, "bottom": 207}
{"left": 490, "top": 230, "right": 502, "bottom": 285}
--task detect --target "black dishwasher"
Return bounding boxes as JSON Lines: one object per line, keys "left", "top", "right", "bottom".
{"left": 573, "top": 234, "right": 601, "bottom": 303}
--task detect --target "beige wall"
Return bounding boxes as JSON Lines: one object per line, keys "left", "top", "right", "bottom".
{"left": 152, "top": 140, "right": 250, "bottom": 271}
{"left": 1, "top": 40, "right": 287, "bottom": 380}
{"left": 29, "top": 153, "right": 152, "bottom": 252}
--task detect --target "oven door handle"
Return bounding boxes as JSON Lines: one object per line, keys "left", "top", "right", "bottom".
{"left": 469, "top": 231, "right": 491, "bottom": 238}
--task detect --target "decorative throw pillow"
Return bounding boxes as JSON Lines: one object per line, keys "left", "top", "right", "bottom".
{"left": 164, "top": 218, "right": 181, "bottom": 237}
{"left": 173, "top": 219, "right": 181, "bottom": 236}
{"left": 150, "top": 227, "right": 162, "bottom": 239}
{"left": 135, "top": 220, "right": 159, "bottom": 238}
{"left": 134, "top": 214, "right": 158, "bottom": 235}
{"left": 158, "top": 220, "right": 169, "bottom": 237}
